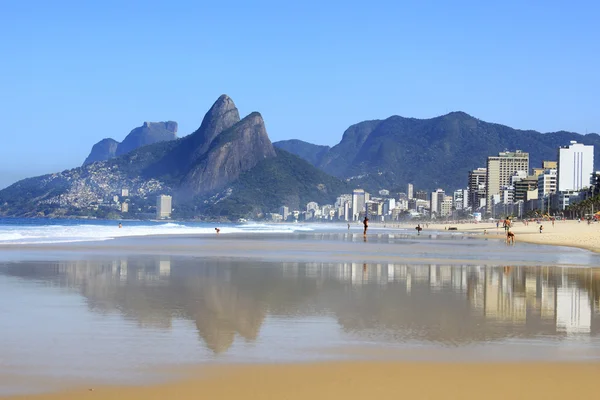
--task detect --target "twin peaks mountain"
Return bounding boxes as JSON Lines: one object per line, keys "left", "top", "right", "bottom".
{"left": 274, "top": 112, "right": 600, "bottom": 192}
{"left": 0, "top": 95, "right": 346, "bottom": 219}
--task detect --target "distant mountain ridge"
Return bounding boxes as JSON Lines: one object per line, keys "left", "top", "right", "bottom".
{"left": 0, "top": 95, "right": 347, "bottom": 219}
{"left": 83, "top": 121, "right": 178, "bottom": 165}
{"left": 274, "top": 112, "right": 600, "bottom": 192}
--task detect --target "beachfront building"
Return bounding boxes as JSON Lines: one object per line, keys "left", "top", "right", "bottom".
{"left": 156, "top": 195, "right": 172, "bottom": 219}
{"left": 486, "top": 150, "right": 529, "bottom": 214}
{"left": 415, "top": 190, "right": 428, "bottom": 201}
{"left": 468, "top": 167, "right": 487, "bottom": 210}
{"left": 407, "top": 183, "right": 414, "bottom": 200}
{"left": 430, "top": 189, "right": 445, "bottom": 218}
{"left": 352, "top": 189, "right": 369, "bottom": 220}
{"left": 537, "top": 169, "right": 557, "bottom": 197}
{"left": 279, "top": 206, "right": 289, "bottom": 221}
{"left": 306, "top": 202, "right": 319, "bottom": 212}
{"left": 383, "top": 198, "right": 396, "bottom": 216}
{"left": 532, "top": 161, "right": 558, "bottom": 177}
{"left": 514, "top": 175, "right": 538, "bottom": 202}
{"left": 441, "top": 196, "right": 453, "bottom": 217}
{"left": 453, "top": 189, "right": 469, "bottom": 211}
{"left": 558, "top": 141, "right": 594, "bottom": 192}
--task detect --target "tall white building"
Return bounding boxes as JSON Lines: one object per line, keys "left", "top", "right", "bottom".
{"left": 407, "top": 183, "right": 414, "bottom": 200}
{"left": 352, "top": 189, "right": 369, "bottom": 220}
{"left": 156, "top": 195, "right": 172, "bottom": 219}
{"left": 537, "top": 169, "right": 557, "bottom": 197}
{"left": 430, "top": 189, "right": 445, "bottom": 217}
{"left": 557, "top": 141, "right": 594, "bottom": 192}
{"left": 453, "top": 189, "right": 468, "bottom": 210}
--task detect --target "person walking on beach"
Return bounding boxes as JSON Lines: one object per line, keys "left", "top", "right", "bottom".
{"left": 215, "top": 227, "right": 220, "bottom": 234}
{"left": 363, "top": 216, "right": 369, "bottom": 236}
{"left": 539, "top": 225, "right": 543, "bottom": 233}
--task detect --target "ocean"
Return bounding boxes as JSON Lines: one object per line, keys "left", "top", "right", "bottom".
{"left": 0, "top": 218, "right": 324, "bottom": 245}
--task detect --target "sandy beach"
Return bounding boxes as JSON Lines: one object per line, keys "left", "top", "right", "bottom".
{"left": 4, "top": 362, "right": 599, "bottom": 400}
{"left": 415, "top": 220, "right": 600, "bottom": 253}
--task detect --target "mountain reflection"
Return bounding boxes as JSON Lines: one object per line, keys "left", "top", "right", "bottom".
{"left": 1, "top": 258, "right": 599, "bottom": 353}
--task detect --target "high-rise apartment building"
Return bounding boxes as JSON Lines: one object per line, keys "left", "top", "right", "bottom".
{"left": 453, "top": 189, "right": 468, "bottom": 210}
{"left": 407, "top": 183, "right": 414, "bottom": 200}
{"left": 514, "top": 176, "right": 538, "bottom": 202}
{"left": 441, "top": 195, "right": 453, "bottom": 217}
{"left": 279, "top": 206, "right": 289, "bottom": 221}
{"left": 430, "top": 189, "right": 445, "bottom": 217}
{"left": 415, "top": 190, "right": 428, "bottom": 201}
{"left": 537, "top": 169, "right": 557, "bottom": 197}
{"left": 486, "top": 150, "right": 529, "bottom": 212}
{"left": 557, "top": 141, "right": 594, "bottom": 191}
{"left": 468, "top": 168, "right": 487, "bottom": 209}
{"left": 352, "top": 189, "right": 369, "bottom": 220}
{"left": 156, "top": 195, "right": 172, "bottom": 219}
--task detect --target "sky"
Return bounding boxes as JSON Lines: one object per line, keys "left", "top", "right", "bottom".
{"left": 1, "top": 0, "right": 599, "bottom": 189}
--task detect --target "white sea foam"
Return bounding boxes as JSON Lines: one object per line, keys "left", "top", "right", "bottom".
{"left": 0, "top": 221, "right": 318, "bottom": 245}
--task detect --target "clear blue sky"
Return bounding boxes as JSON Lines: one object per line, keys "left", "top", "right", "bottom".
{"left": 1, "top": 0, "right": 598, "bottom": 189}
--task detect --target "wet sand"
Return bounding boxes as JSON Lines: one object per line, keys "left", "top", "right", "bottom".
{"left": 1, "top": 229, "right": 598, "bottom": 267}
{"left": 4, "top": 362, "right": 599, "bottom": 400}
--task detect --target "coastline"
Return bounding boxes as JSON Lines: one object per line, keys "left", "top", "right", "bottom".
{"left": 4, "top": 361, "right": 599, "bottom": 400}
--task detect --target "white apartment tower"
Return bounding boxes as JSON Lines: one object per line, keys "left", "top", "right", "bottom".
{"left": 486, "top": 150, "right": 529, "bottom": 212}
{"left": 156, "top": 195, "right": 172, "bottom": 219}
{"left": 537, "top": 169, "right": 557, "bottom": 197}
{"left": 430, "top": 189, "right": 445, "bottom": 217}
{"left": 557, "top": 141, "right": 594, "bottom": 192}
{"left": 407, "top": 183, "right": 414, "bottom": 200}
{"left": 352, "top": 189, "right": 369, "bottom": 220}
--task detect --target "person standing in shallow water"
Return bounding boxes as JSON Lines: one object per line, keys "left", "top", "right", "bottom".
{"left": 363, "top": 217, "right": 369, "bottom": 236}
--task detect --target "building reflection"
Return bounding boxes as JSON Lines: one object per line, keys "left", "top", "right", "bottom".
{"left": 1, "top": 258, "right": 599, "bottom": 353}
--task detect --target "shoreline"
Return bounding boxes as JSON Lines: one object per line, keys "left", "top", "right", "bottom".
{"left": 4, "top": 361, "right": 599, "bottom": 400}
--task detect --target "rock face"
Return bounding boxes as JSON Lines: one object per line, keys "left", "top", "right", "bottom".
{"left": 181, "top": 112, "right": 276, "bottom": 196}
{"left": 83, "top": 121, "right": 178, "bottom": 165}
{"left": 189, "top": 94, "right": 241, "bottom": 159}
{"left": 116, "top": 121, "right": 178, "bottom": 156}
{"left": 83, "top": 138, "right": 119, "bottom": 165}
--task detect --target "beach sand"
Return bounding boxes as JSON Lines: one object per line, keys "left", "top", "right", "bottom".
{"left": 4, "top": 362, "right": 599, "bottom": 400}
{"left": 420, "top": 220, "right": 600, "bottom": 253}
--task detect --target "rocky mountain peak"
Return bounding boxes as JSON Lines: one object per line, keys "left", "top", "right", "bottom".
{"left": 191, "top": 95, "right": 241, "bottom": 155}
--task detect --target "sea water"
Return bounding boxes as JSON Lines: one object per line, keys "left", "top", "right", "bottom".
{"left": 0, "top": 218, "right": 322, "bottom": 245}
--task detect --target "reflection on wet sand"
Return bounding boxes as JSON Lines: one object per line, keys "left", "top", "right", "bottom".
{"left": 1, "top": 258, "right": 600, "bottom": 355}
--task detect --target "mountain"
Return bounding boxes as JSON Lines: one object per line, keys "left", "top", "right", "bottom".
{"left": 83, "top": 121, "right": 178, "bottom": 165}
{"left": 0, "top": 95, "right": 346, "bottom": 219}
{"left": 84, "top": 138, "right": 119, "bottom": 165}
{"left": 201, "top": 148, "right": 349, "bottom": 219}
{"left": 272, "top": 139, "right": 330, "bottom": 167}
{"left": 274, "top": 112, "right": 600, "bottom": 192}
